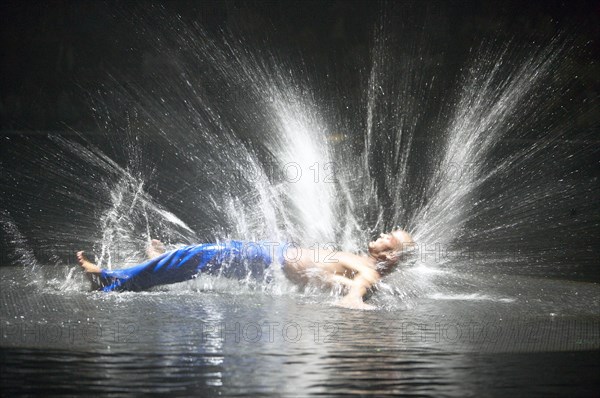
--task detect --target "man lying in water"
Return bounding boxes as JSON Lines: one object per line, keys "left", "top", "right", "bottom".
{"left": 77, "top": 229, "right": 414, "bottom": 310}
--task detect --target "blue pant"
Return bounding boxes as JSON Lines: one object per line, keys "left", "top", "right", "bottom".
{"left": 96, "top": 240, "right": 286, "bottom": 292}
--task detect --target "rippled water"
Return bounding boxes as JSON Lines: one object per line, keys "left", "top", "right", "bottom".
{"left": 2, "top": 267, "right": 599, "bottom": 396}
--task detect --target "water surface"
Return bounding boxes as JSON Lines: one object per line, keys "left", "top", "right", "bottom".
{"left": 2, "top": 266, "right": 598, "bottom": 396}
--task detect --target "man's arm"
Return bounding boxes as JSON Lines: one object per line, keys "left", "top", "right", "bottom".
{"left": 332, "top": 261, "right": 380, "bottom": 310}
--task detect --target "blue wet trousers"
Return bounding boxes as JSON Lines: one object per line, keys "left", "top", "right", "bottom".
{"left": 95, "top": 240, "right": 286, "bottom": 292}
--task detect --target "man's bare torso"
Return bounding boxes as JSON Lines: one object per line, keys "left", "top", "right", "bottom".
{"left": 282, "top": 246, "right": 376, "bottom": 288}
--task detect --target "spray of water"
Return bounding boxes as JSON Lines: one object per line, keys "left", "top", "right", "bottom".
{"left": 1, "top": 6, "right": 597, "bottom": 304}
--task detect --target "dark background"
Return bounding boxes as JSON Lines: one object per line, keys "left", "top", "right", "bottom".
{"left": 1, "top": 0, "right": 598, "bottom": 132}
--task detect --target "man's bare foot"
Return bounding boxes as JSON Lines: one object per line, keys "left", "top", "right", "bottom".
{"left": 146, "top": 239, "right": 166, "bottom": 259}
{"left": 76, "top": 251, "right": 101, "bottom": 274}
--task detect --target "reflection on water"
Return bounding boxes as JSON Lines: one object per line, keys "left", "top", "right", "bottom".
{"left": 1, "top": 267, "right": 599, "bottom": 396}
{"left": 4, "top": 347, "right": 598, "bottom": 396}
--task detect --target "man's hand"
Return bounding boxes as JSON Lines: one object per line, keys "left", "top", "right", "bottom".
{"left": 333, "top": 295, "right": 376, "bottom": 310}
{"left": 330, "top": 262, "right": 380, "bottom": 310}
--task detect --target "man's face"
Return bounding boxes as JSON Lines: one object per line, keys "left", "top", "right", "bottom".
{"left": 368, "top": 232, "right": 401, "bottom": 254}
{"left": 368, "top": 229, "right": 412, "bottom": 256}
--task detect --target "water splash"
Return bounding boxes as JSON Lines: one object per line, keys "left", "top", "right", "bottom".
{"left": 413, "top": 38, "right": 567, "bottom": 247}
{"left": 0, "top": 211, "right": 39, "bottom": 269}
{"left": 1, "top": 6, "right": 597, "bottom": 302}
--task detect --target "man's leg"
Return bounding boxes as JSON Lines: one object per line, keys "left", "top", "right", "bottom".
{"left": 76, "top": 243, "right": 232, "bottom": 292}
{"left": 78, "top": 239, "right": 168, "bottom": 290}
{"left": 76, "top": 251, "right": 111, "bottom": 291}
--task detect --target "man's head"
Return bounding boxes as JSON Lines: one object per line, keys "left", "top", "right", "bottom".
{"left": 368, "top": 228, "right": 415, "bottom": 273}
